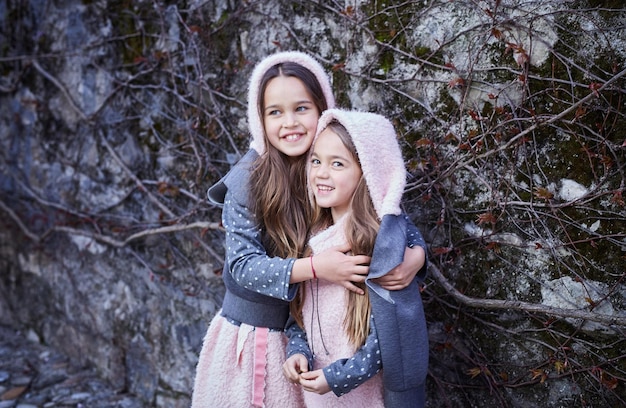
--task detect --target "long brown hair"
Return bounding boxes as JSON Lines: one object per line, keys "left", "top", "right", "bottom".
{"left": 249, "top": 62, "right": 329, "bottom": 259}
{"left": 291, "top": 121, "right": 380, "bottom": 348}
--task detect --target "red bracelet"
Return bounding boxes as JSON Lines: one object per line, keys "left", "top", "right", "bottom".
{"left": 310, "top": 256, "right": 317, "bottom": 279}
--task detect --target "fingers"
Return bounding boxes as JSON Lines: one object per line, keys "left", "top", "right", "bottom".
{"left": 299, "top": 370, "right": 318, "bottom": 380}
{"left": 283, "top": 355, "right": 310, "bottom": 383}
{"left": 351, "top": 265, "right": 370, "bottom": 280}
{"left": 375, "top": 275, "right": 406, "bottom": 290}
{"left": 298, "top": 370, "right": 330, "bottom": 395}
{"left": 378, "top": 282, "right": 404, "bottom": 291}
{"left": 327, "top": 246, "right": 371, "bottom": 266}
{"left": 300, "top": 380, "right": 316, "bottom": 393}
{"left": 282, "top": 363, "right": 299, "bottom": 383}
{"left": 296, "top": 356, "right": 308, "bottom": 374}
{"left": 343, "top": 281, "right": 365, "bottom": 295}
{"left": 352, "top": 254, "right": 371, "bottom": 266}
{"left": 299, "top": 372, "right": 317, "bottom": 392}
{"left": 285, "top": 371, "right": 299, "bottom": 383}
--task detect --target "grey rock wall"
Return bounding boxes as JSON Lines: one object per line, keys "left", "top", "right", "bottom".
{"left": 1, "top": 1, "right": 625, "bottom": 406}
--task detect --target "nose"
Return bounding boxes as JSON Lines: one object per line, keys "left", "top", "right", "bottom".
{"left": 282, "top": 112, "right": 298, "bottom": 128}
{"left": 316, "top": 163, "right": 330, "bottom": 178}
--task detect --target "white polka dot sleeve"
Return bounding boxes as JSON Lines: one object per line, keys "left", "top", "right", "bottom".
{"left": 322, "top": 315, "right": 383, "bottom": 397}
{"left": 221, "top": 188, "right": 297, "bottom": 301}
{"left": 284, "top": 315, "right": 314, "bottom": 370}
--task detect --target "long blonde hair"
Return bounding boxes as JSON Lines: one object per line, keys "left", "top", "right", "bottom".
{"left": 291, "top": 121, "right": 380, "bottom": 348}
{"left": 249, "top": 62, "right": 329, "bottom": 258}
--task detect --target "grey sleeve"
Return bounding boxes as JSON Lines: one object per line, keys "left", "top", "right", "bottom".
{"left": 222, "top": 187, "right": 298, "bottom": 301}
{"left": 322, "top": 316, "right": 382, "bottom": 397}
{"left": 285, "top": 315, "right": 314, "bottom": 369}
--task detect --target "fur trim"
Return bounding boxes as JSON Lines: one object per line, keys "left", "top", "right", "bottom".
{"left": 246, "top": 51, "right": 336, "bottom": 155}
{"left": 314, "top": 109, "right": 406, "bottom": 218}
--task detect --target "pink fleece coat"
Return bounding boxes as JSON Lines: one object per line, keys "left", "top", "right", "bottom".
{"left": 301, "top": 216, "right": 384, "bottom": 407}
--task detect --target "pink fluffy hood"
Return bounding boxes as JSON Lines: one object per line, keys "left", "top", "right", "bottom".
{"left": 314, "top": 109, "right": 406, "bottom": 219}
{"left": 246, "top": 51, "right": 336, "bottom": 155}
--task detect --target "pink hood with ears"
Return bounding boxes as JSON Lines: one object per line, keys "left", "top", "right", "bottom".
{"left": 246, "top": 51, "right": 336, "bottom": 155}
{"left": 313, "top": 109, "right": 406, "bottom": 219}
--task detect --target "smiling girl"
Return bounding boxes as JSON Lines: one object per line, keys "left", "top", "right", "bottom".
{"left": 283, "top": 109, "right": 429, "bottom": 408}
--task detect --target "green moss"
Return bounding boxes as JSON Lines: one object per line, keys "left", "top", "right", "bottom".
{"left": 108, "top": 4, "right": 158, "bottom": 66}
{"left": 576, "top": 0, "right": 625, "bottom": 9}
{"left": 413, "top": 46, "right": 430, "bottom": 58}
{"left": 363, "top": 1, "right": 425, "bottom": 48}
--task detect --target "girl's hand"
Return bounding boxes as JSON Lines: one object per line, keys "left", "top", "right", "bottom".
{"left": 374, "top": 245, "right": 425, "bottom": 290}
{"left": 314, "top": 244, "right": 370, "bottom": 295}
{"left": 283, "top": 354, "right": 309, "bottom": 383}
{"left": 299, "top": 369, "right": 331, "bottom": 395}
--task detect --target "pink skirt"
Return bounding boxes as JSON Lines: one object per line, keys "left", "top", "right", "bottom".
{"left": 191, "top": 312, "right": 305, "bottom": 408}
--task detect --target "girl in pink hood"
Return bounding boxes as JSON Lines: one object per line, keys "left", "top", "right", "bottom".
{"left": 283, "top": 110, "right": 429, "bottom": 407}
{"left": 191, "top": 53, "right": 426, "bottom": 408}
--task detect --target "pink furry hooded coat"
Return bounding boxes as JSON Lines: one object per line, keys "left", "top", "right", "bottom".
{"left": 291, "top": 109, "right": 429, "bottom": 408}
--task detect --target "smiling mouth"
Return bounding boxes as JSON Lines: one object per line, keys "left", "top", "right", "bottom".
{"left": 316, "top": 185, "right": 334, "bottom": 192}
{"left": 283, "top": 133, "right": 303, "bottom": 141}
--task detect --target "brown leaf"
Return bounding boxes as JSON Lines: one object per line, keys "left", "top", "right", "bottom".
{"left": 484, "top": 242, "right": 500, "bottom": 253}
{"left": 444, "top": 132, "right": 457, "bottom": 142}
{"left": 530, "top": 368, "right": 547, "bottom": 383}
{"left": 332, "top": 62, "right": 346, "bottom": 72}
{"left": 432, "top": 247, "right": 452, "bottom": 255}
{"left": 602, "top": 375, "right": 619, "bottom": 390}
{"left": 2, "top": 386, "right": 28, "bottom": 400}
{"left": 341, "top": 6, "right": 355, "bottom": 16}
{"left": 554, "top": 360, "right": 566, "bottom": 374}
{"left": 466, "top": 367, "right": 482, "bottom": 379}
{"left": 533, "top": 187, "right": 554, "bottom": 200}
{"left": 157, "top": 181, "right": 180, "bottom": 197}
{"left": 600, "top": 155, "right": 613, "bottom": 168}
{"left": 477, "top": 212, "right": 497, "bottom": 225}
{"left": 415, "top": 138, "right": 434, "bottom": 148}
{"left": 610, "top": 190, "right": 624, "bottom": 206}
{"left": 585, "top": 297, "right": 596, "bottom": 307}
{"left": 589, "top": 82, "right": 602, "bottom": 97}
{"left": 448, "top": 77, "right": 465, "bottom": 89}
{"left": 467, "top": 366, "right": 491, "bottom": 379}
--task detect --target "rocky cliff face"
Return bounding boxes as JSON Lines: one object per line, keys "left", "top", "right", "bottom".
{"left": 1, "top": 1, "right": 625, "bottom": 406}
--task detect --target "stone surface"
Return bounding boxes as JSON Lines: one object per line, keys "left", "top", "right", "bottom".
{"left": 1, "top": 1, "right": 625, "bottom": 407}
{"left": 0, "top": 325, "right": 142, "bottom": 407}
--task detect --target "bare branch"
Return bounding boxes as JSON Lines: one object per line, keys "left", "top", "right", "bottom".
{"left": 429, "top": 263, "right": 626, "bottom": 327}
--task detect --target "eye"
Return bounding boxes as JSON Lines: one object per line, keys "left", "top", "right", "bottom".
{"left": 296, "top": 105, "right": 308, "bottom": 112}
{"left": 310, "top": 158, "right": 321, "bottom": 166}
{"left": 267, "top": 109, "right": 281, "bottom": 116}
{"left": 332, "top": 161, "right": 344, "bottom": 168}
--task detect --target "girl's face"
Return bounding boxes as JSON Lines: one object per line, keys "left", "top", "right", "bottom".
{"left": 309, "top": 128, "right": 362, "bottom": 221}
{"left": 263, "top": 75, "right": 321, "bottom": 158}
